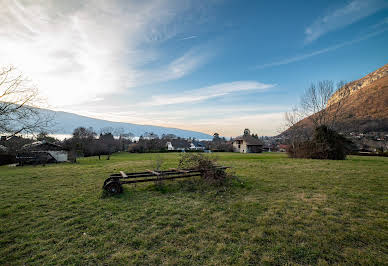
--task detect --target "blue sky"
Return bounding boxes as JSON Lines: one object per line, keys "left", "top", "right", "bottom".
{"left": 1, "top": 0, "right": 387, "bottom": 136}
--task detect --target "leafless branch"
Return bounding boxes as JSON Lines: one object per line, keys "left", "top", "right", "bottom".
{"left": 0, "top": 66, "right": 53, "bottom": 139}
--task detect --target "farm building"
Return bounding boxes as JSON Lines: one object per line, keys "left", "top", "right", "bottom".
{"left": 232, "top": 129, "right": 263, "bottom": 153}
{"left": 18, "top": 141, "right": 68, "bottom": 164}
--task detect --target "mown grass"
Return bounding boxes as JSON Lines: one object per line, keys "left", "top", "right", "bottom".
{"left": 0, "top": 152, "right": 387, "bottom": 265}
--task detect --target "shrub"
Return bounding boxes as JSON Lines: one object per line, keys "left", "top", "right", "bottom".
{"left": 178, "top": 153, "right": 233, "bottom": 186}
{"left": 287, "top": 125, "right": 352, "bottom": 160}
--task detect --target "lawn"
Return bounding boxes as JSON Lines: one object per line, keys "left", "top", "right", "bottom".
{"left": 0, "top": 152, "right": 387, "bottom": 265}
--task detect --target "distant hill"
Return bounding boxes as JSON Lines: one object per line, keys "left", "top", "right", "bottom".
{"left": 41, "top": 109, "right": 212, "bottom": 139}
{"left": 285, "top": 63, "right": 388, "bottom": 134}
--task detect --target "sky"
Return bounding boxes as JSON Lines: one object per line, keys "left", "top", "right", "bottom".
{"left": 0, "top": 0, "right": 387, "bottom": 137}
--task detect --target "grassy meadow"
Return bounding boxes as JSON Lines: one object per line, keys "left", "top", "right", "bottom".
{"left": 0, "top": 152, "right": 387, "bottom": 265}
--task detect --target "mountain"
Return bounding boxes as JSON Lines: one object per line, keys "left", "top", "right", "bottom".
{"left": 285, "top": 63, "right": 388, "bottom": 134}
{"left": 328, "top": 63, "right": 388, "bottom": 132}
{"left": 43, "top": 109, "right": 212, "bottom": 139}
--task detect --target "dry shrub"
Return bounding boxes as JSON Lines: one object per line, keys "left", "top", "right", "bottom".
{"left": 288, "top": 125, "right": 353, "bottom": 160}
{"left": 178, "top": 153, "right": 233, "bottom": 186}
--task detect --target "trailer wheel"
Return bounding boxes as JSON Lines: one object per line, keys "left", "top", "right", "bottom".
{"left": 104, "top": 181, "right": 123, "bottom": 194}
{"left": 103, "top": 178, "right": 114, "bottom": 188}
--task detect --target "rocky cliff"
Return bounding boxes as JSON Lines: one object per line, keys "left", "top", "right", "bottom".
{"left": 284, "top": 63, "right": 388, "bottom": 135}
{"left": 328, "top": 63, "right": 388, "bottom": 106}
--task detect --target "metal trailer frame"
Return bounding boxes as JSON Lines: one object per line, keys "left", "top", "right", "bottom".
{"left": 103, "top": 166, "right": 229, "bottom": 194}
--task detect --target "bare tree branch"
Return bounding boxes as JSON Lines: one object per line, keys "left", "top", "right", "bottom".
{"left": 283, "top": 80, "right": 350, "bottom": 144}
{"left": 0, "top": 66, "right": 53, "bottom": 139}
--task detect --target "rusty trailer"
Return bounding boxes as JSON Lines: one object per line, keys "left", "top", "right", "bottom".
{"left": 103, "top": 166, "right": 229, "bottom": 194}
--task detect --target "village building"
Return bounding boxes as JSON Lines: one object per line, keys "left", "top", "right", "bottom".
{"left": 278, "top": 144, "right": 288, "bottom": 152}
{"left": 189, "top": 140, "right": 206, "bottom": 150}
{"left": 166, "top": 139, "right": 191, "bottom": 151}
{"left": 232, "top": 129, "right": 263, "bottom": 153}
{"left": 18, "top": 141, "right": 68, "bottom": 164}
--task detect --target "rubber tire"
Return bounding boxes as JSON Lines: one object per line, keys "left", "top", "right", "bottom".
{"left": 104, "top": 181, "right": 123, "bottom": 194}
{"left": 103, "top": 178, "right": 114, "bottom": 188}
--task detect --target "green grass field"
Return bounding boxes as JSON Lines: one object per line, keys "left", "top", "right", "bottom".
{"left": 0, "top": 152, "right": 387, "bottom": 265}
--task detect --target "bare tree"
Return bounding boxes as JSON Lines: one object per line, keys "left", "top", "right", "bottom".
{"left": 282, "top": 80, "right": 349, "bottom": 145}
{"left": 283, "top": 106, "right": 311, "bottom": 146}
{"left": 299, "top": 80, "right": 348, "bottom": 129}
{"left": 282, "top": 80, "right": 353, "bottom": 160}
{"left": 0, "top": 66, "right": 52, "bottom": 139}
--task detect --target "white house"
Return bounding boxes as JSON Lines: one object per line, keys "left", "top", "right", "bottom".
{"left": 166, "top": 141, "right": 174, "bottom": 151}
{"left": 189, "top": 141, "right": 206, "bottom": 150}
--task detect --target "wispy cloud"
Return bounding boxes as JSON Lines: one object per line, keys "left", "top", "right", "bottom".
{"left": 142, "top": 81, "right": 275, "bottom": 106}
{"left": 180, "top": 35, "right": 198, "bottom": 41}
{"left": 0, "top": 0, "right": 214, "bottom": 106}
{"left": 305, "top": 0, "right": 388, "bottom": 43}
{"left": 371, "top": 16, "right": 388, "bottom": 29}
{"left": 256, "top": 28, "right": 388, "bottom": 69}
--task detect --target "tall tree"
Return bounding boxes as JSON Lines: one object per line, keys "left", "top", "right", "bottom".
{"left": 213, "top": 132, "right": 220, "bottom": 142}
{"left": 299, "top": 80, "right": 348, "bottom": 129}
{"left": 284, "top": 80, "right": 348, "bottom": 141}
{"left": 0, "top": 66, "right": 52, "bottom": 139}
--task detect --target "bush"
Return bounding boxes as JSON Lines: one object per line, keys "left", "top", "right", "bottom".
{"left": 178, "top": 153, "right": 233, "bottom": 186}
{"left": 287, "top": 125, "right": 352, "bottom": 160}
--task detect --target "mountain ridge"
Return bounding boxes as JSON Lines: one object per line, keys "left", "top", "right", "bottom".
{"left": 285, "top": 63, "right": 388, "bottom": 134}
{"left": 41, "top": 109, "right": 213, "bottom": 139}
{"left": 328, "top": 63, "right": 388, "bottom": 107}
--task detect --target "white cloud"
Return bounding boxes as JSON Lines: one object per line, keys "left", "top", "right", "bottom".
{"left": 256, "top": 28, "right": 388, "bottom": 69}
{"left": 144, "top": 81, "right": 275, "bottom": 106}
{"left": 61, "top": 103, "right": 286, "bottom": 136}
{"left": 0, "top": 0, "right": 212, "bottom": 107}
{"left": 305, "top": 0, "right": 388, "bottom": 43}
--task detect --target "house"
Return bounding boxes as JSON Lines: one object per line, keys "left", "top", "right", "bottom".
{"left": 166, "top": 141, "right": 174, "bottom": 151}
{"left": 278, "top": 144, "right": 288, "bottom": 152}
{"left": 189, "top": 140, "right": 206, "bottom": 150}
{"left": 18, "top": 141, "right": 68, "bottom": 164}
{"left": 166, "top": 139, "right": 191, "bottom": 151}
{"left": 232, "top": 129, "right": 263, "bottom": 153}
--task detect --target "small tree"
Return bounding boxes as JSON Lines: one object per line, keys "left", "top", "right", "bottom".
{"left": 213, "top": 133, "right": 220, "bottom": 142}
